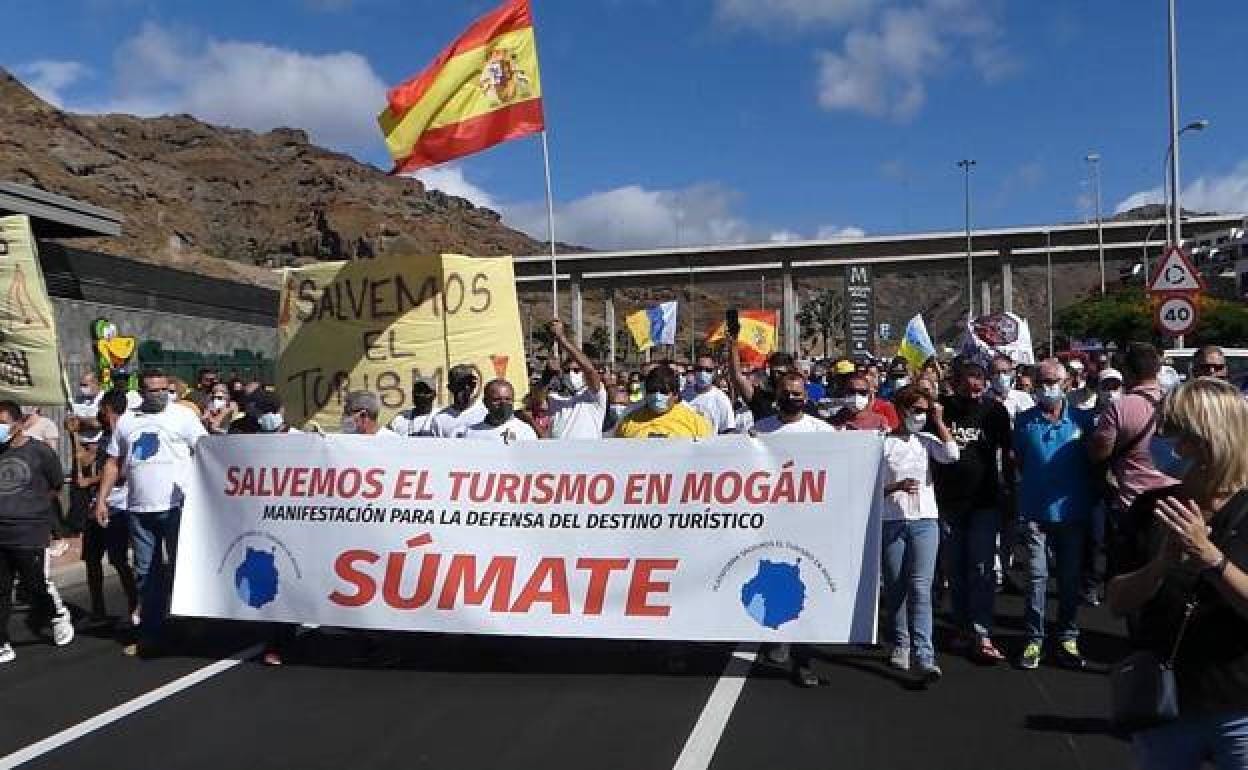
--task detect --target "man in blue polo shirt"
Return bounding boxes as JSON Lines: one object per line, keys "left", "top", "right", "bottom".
{"left": 1013, "top": 359, "right": 1096, "bottom": 671}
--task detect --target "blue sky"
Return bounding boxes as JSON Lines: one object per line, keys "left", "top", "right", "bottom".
{"left": 6, "top": 0, "right": 1247, "bottom": 250}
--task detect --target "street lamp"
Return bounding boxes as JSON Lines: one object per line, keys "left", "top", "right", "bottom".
{"left": 1163, "top": 119, "right": 1209, "bottom": 245}
{"left": 957, "top": 159, "right": 977, "bottom": 318}
{"left": 1086, "top": 153, "right": 1104, "bottom": 294}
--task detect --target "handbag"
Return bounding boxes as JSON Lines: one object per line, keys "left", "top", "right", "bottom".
{"left": 1109, "top": 490, "right": 1248, "bottom": 732}
{"left": 1109, "top": 601, "right": 1194, "bottom": 731}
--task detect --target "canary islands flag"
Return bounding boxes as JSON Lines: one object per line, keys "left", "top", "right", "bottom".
{"left": 898, "top": 314, "right": 937, "bottom": 371}
{"left": 378, "top": 0, "right": 545, "bottom": 173}
{"left": 626, "top": 302, "right": 679, "bottom": 352}
{"left": 706, "top": 309, "right": 777, "bottom": 369}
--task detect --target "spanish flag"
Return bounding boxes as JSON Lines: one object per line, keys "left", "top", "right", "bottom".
{"left": 706, "top": 310, "right": 777, "bottom": 369}
{"left": 378, "top": 0, "right": 545, "bottom": 173}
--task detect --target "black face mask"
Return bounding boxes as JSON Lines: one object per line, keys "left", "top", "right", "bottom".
{"left": 412, "top": 396, "right": 435, "bottom": 415}
{"left": 777, "top": 395, "right": 805, "bottom": 416}
{"left": 486, "top": 404, "right": 514, "bottom": 426}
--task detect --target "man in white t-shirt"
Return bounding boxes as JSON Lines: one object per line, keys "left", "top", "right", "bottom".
{"left": 545, "top": 319, "right": 607, "bottom": 439}
{"left": 389, "top": 380, "right": 438, "bottom": 437}
{"left": 456, "top": 379, "right": 537, "bottom": 442}
{"left": 94, "top": 369, "right": 207, "bottom": 654}
{"left": 752, "top": 372, "right": 834, "bottom": 435}
{"left": 750, "top": 370, "right": 830, "bottom": 688}
{"left": 683, "top": 356, "right": 736, "bottom": 434}
{"left": 984, "top": 353, "right": 1034, "bottom": 424}
{"left": 431, "top": 365, "right": 487, "bottom": 437}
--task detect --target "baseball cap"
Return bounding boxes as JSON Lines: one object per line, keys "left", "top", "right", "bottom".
{"left": 448, "top": 364, "right": 478, "bottom": 388}
{"left": 834, "top": 360, "right": 856, "bottom": 375}
{"left": 1098, "top": 368, "right": 1123, "bottom": 385}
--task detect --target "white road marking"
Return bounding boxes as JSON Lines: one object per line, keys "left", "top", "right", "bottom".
{"left": 0, "top": 643, "right": 263, "bottom": 769}
{"left": 672, "top": 644, "right": 758, "bottom": 770}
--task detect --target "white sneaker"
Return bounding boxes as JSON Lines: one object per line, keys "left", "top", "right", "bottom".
{"left": 52, "top": 614, "right": 75, "bottom": 647}
{"left": 0, "top": 643, "right": 14, "bottom": 663}
{"left": 888, "top": 646, "right": 910, "bottom": 671}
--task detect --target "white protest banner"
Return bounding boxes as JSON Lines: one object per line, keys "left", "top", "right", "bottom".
{"left": 172, "top": 432, "right": 882, "bottom": 643}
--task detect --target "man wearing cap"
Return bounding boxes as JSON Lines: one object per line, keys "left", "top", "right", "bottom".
{"left": 456, "top": 379, "right": 537, "bottom": 442}
{"left": 431, "top": 365, "right": 487, "bottom": 438}
{"left": 231, "top": 392, "right": 298, "bottom": 435}
{"left": 545, "top": 319, "right": 607, "bottom": 440}
{"left": 390, "top": 381, "right": 437, "bottom": 437}
{"left": 1066, "top": 357, "right": 1099, "bottom": 411}
{"left": 341, "top": 391, "right": 397, "bottom": 437}
{"left": 1094, "top": 368, "right": 1124, "bottom": 413}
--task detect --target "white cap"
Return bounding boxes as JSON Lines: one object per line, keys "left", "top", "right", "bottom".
{"left": 1098, "top": 368, "right": 1123, "bottom": 385}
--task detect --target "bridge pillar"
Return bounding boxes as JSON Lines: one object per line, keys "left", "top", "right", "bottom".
{"left": 782, "top": 261, "right": 797, "bottom": 355}
{"left": 1001, "top": 252, "right": 1014, "bottom": 314}
{"left": 605, "top": 286, "right": 616, "bottom": 367}
{"left": 570, "top": 271, "right": 583, "bottom": 349}
{"left": 980, "top": 280, "right": 992, "bottom": 318}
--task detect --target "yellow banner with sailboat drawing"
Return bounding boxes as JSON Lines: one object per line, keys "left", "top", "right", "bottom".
{"left": 0, "top": 215, "right": 70, "bottom": 405}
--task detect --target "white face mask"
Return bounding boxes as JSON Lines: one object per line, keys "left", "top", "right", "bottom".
{"left": 212, "top": 396, "right": 228, "bottom": 411}
{"left": 646, "top": 392, "right": 671, "bottom": 413}
{"left": 1037, "top": 384, "right": 1065, "bottom": 407}
{"left": 258, "top": 413, "right": 284, "bottom": 433}
{"left": 79, "top": 385, "right": 94, "bottom": 398}
{"left": 566, "top": 372, "right": 585, "bottom": 392}
{"left": 1102, "top": 389, "right": 1122, "bottom": 403}
{"left": 340, "top": 416, "right": 358, "bottom": 434}
{"left": 904, "top": 413, "right": 927, "bottom": 433}
{"left": 992, "top": 373, "right": 1014, "bottom": 393}
{"left": 850, "top": 394, "right": 870, "bottom": 412}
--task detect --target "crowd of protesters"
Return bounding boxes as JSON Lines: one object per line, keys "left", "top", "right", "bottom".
{"left": 3, "top": 325, "right": 1247, "bottom": 767}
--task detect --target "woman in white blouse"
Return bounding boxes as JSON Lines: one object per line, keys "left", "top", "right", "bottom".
{"left": 880, "top": 385, "right": 960, "bottom": 683}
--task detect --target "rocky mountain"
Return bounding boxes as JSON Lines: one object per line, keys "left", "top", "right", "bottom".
{"left": 0, "top": 68, "right": 546, "bottom": 286}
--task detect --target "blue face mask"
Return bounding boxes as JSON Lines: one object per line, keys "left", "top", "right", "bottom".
{"left": 1149, "top": 435, "right": 1195, "bottom": 479}
{"left": 0, "top": 423, "right": 10, "bottom": 444}
{"left": 646, "top": 392, "right": 671, "bottom": 414}
{"left": 694, "top": 370, "right": 714, "bottom": 389}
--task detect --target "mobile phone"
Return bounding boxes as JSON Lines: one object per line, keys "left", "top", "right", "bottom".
{"left": 725, "top": 307, "right": 740, "bottom": 338}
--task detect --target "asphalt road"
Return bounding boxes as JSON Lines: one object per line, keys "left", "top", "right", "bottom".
{"left": 0, "top": 571, "right": 1135, "bottom": 770}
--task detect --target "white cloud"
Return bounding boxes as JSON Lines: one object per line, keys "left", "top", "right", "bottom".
{"left": 416, "top": 170, "right": 862, "bottom": 250}
{"left": 1114, "top": 161, "right": 1248, "bottom": 216}
{"left": 16, "top": 60, "right": 91, "bottom": 107}
{"left": 810, "top": 0, "right": 1014, "bottom": 120}
{"left": 816, "top": 224, "right": 866, "bottom": 238}
{"left": 409, "top": 167, "right": 501, "bottom": 211}
{"left": 506, "top": 183, "right": 753, "bottom": 251}
{"left": 714, "top": 0, "right": 881, "bottom": 30}
{"left": 71, "top": 22, "right": 387, "bottom": 152}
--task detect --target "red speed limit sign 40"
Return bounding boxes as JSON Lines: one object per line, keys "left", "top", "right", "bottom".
{"left": 1155, "top": 295, "right": 1199, "bottom": 336}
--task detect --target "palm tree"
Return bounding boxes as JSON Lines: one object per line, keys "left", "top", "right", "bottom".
{"left": 797, "top": 289, "right": 844, "bottom": 358}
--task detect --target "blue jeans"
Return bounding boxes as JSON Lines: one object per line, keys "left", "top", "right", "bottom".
{"left": 1133, "top": 711, "right": 1248, "bottom": 770}
{"left": 942, "top": 509, "right": 998, "bottom": 638}
{"left": 129, "top": 508, "right": 181, "bottom": 640}
{"left": 881, "top": 518, "right": 940, "bottom": 665}
{"left": 1021, "top": 520, "right": 1085, "bottom": 643}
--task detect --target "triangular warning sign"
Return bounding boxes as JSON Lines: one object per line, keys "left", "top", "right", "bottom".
{"left": 1148, "top": 246, "right": 1205, "bottom": 293}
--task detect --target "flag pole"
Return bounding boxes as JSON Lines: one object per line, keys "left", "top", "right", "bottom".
{"left": 540, "top": 130, "right": 558, "bottom": 319}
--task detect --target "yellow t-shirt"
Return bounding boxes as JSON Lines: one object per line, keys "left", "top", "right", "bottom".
{"left": 615, "top": 402, "right": 712, "bottom": 439}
